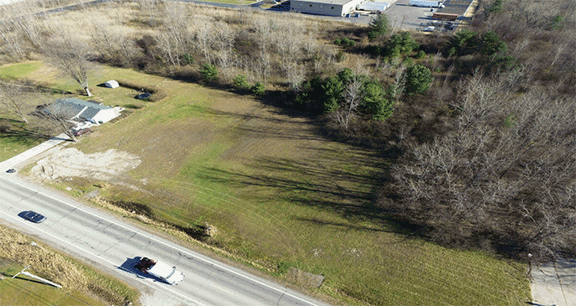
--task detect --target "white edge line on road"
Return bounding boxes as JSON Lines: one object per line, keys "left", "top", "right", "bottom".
{"left": 1, "top": 177, "right": 322, "bottom": 306}
{"left": 0, "top": 210, "right": 206, "bottom": 306}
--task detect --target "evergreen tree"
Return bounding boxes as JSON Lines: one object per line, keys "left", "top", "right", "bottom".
{"left": 481, "top": 31, "right": 508, "bottom": 58}
{"left": 321, "top": 76, "right": 344, "bottom": 113}
{"left": 362, "top": 81, "right": 394, "bottom": 121}
{"left": 367, "top": 14, "right": 390, "bottom": 41}
{"left": 200, "top": 63, "right": 218, "bottom": 81}
{"left": 405, "top": 65, "right": 433, "bottom": 94}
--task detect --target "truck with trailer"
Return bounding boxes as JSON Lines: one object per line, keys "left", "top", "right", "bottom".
{"left": 409, "top": 0, "right": 445, "bottom": 8}
{"left": 135, "top": 257, "right": 185, "bottom": 285}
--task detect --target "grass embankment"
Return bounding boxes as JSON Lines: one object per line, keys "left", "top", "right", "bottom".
{"left": 0, "top": 225, "right": 139, "bottom": 306}
{"left": 0, "top": 61, "right": 531, "bottom": 305}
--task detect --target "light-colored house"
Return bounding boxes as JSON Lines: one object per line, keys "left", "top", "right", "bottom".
{"left": 47, "top": 98, "right": 122, "bottom": 124}
{"left": 291, "top": 0, "right": 364, "bottom": 16}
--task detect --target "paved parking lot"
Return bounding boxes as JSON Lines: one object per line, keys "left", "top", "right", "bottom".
{"left": 384, "top": 0, "right": 437, "bottom": 30}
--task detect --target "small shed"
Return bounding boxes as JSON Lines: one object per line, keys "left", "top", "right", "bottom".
{"left": 105, "top": 80, "right": 119, "bottom": 89}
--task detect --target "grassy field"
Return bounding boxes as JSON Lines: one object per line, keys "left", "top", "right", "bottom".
{"left": 0, "top": 61, "right": 531, "bottom": 305}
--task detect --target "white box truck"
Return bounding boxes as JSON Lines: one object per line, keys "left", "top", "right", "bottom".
{"left": 409, "top": 0, "right": 445, "bottom": 8}
{"left": 135, "top": 257, "right": 185, "bottom": 285}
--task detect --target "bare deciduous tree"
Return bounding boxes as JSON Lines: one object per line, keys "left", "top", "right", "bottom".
{"left": 283, "top": 62, "right": 305, "bottom": 92}
{"left": 42, "top": 30, "right": 93, "bottom": 97}
{"left": 154, "top": 2, "right": 192, "bottom": 66}
{"left": 0, "top": 20, "right": 26, "bottom": 60}
{"left": 391, "top": 72, "right": 576, "bottom": 259}
{"left": 334, "top": 78, "right": 363, "bottom": 130}
{"left": 193, "top": 16, "right": 215, "bottom": 64}
{"left": 88, "top": 13, "right": 135, "bottom": 66}
{"left": 212, "top": 22, "right": 236, "bottom": 69}
{"left": 0, "top": 81, "right": 31, "bottom": 123}
{"left": 32, "top": 100, "right": 78, "bottom": 142}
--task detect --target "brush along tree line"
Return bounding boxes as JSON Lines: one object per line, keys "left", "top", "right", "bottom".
{"left": 0, "top": 0, "right": 574, "bottom": 260}
{"left": 385, "top": 0, "right": 576, "bottom": 260}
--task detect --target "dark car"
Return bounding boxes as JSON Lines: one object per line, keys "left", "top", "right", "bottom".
{"left": 22, "top": 211, "right": 47, "bottom": 223}
{"left": 136, "top": 93, "right": 151, "bottom": 100}
{"left": 6, "top": 168, "right": 16, "bottom": 173}
{"left": 74, "top": 128, "right": 91, "bottom": 136}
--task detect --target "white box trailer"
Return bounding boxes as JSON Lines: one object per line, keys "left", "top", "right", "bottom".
{"left": 409, "top": 0, "right": 445, "bottom": 8}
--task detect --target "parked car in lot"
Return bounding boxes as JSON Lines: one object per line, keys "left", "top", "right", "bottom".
{"left": 22, "top": 211, "right": 47, "bottom": 223}
{"left": 422, "top": 26, "right": 435, "bottom": 32}
{"left": 74, "top": 128, "right": 91, "bottom": 136}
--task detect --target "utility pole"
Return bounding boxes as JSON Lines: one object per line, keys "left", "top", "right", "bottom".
{"left": 12, "top": 265, "right": 62, "bottom": 288}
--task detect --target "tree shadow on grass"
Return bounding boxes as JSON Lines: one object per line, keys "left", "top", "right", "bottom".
{"left": 0, "top": 118, "right": 52, "bottom": 143}
{"left": 197, "top": 147, "right": 428, "bottom": 240}
{"left": 107, "top": 200, "right": 208, "bottom": 241}
{"left": 293, "top": 217, "right": 427, "bottom": 244}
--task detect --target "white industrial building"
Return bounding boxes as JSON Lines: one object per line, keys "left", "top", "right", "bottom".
{"left": 291, "top": 0, "right": 364, "bottom": 16}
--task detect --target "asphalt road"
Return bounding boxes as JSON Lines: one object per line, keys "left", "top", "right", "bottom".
{"left": 0, "top": 173, "right": 331, "bottom": 306}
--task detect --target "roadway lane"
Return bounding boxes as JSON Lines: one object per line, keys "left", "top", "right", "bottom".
{"left": 0, "top": 173, "right": 331, "bottom": 306}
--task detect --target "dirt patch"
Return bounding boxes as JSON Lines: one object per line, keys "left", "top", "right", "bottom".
{"left": 30, "top": 147, "right": 141, "bottom": 182}
{"left": 285, "top": 267, "right": 325, "bottom": 289}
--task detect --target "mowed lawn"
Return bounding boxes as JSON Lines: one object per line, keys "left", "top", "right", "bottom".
{"left": 0, "top": 62, "right": 531, "bottom": 305}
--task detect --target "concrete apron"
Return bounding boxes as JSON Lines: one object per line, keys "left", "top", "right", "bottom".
{"left": 531, "top": 258, "right": 576, "bottom": 306}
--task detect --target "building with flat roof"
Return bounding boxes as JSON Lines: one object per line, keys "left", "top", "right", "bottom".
{"left": 291, "top": 0, "right": 364, "bottom": 16}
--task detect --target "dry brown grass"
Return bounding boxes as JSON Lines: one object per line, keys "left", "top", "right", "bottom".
{"left": 0, "top": 226, "right": 87, "bottom": 290}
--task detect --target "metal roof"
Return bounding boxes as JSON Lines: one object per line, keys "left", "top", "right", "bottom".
{"left": 50, "top": 98, "right": 112, "bottom": 120}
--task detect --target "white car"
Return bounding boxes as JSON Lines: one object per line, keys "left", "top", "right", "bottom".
{"left": 422, "top": 26, "right": 435, "bottom": 32}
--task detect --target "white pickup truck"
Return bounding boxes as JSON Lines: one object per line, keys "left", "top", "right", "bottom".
{"left": 135, "top": 257, "right": 185, "bottom": 285}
